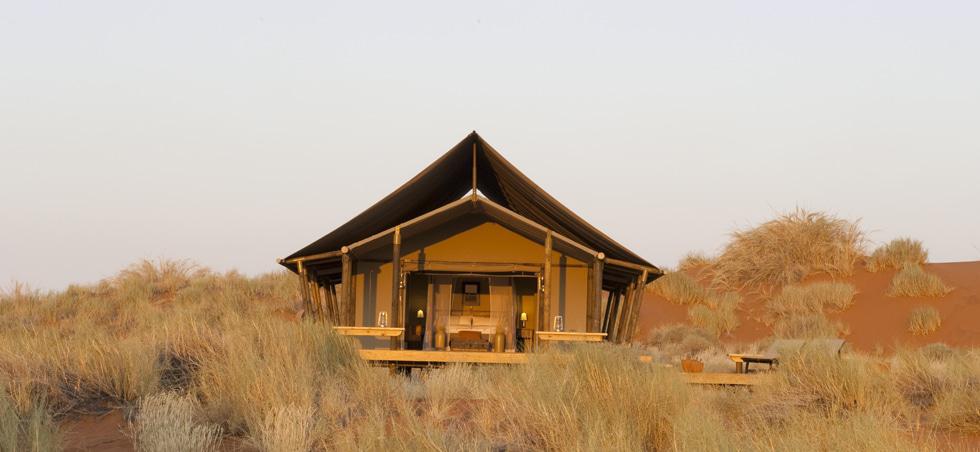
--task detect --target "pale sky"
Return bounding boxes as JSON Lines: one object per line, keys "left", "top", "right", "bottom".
{"left": 2, "top": 1, "right": 979, "bottom": 290}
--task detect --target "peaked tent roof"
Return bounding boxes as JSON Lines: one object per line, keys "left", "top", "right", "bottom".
{"left": 284, "top": 132, "right": 657, "bottom": 270}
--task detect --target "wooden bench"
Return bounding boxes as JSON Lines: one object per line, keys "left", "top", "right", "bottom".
{"left": 535, "top": 331, "right": 607, "bottom": 343}
{"left": 333, "top": 326, "right": 405, "bottom": 338}
{"left": 729, "top": 338, "right": 846, "bottom": 374}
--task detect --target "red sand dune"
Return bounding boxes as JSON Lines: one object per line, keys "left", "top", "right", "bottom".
{"left": 635, "top": 261, "right": 980, "bottom": 352}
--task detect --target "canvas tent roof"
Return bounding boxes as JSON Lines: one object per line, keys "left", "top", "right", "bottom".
{"left": 282, "top": 132, "right": 659, "bottom": 282}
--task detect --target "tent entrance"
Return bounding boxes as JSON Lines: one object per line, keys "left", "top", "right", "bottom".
{"left": 402, "top": 269, "right": 539, "bottom": 352}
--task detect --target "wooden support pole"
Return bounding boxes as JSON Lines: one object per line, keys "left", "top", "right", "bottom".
{"left": 542, "top": 230, "right": 553, "bottom": 331}
{"left": 328, "top": 285, "right": 340, "bottom": 324}
{"left": 391, "top": 227, "right": 402, "bottom": 350}
{"left": 625, "top": 270, "right": 649, "bottom": 343}
{"left": 307, "top": 279, "right": 320, "bottom": 321}
{"left": 589, "top": 253, "right": 605, "bottom": 332}
{"left": 616, "top": 283, "right": 635, "bottom": 343}
{"left": 321, "top": 283, "right": 335, "bottom": 324}
{"left": 340, "top": 251, "right": 352, "bottom": 326}
{"left": 606, "top": 290, "right": 620, "bottom": 339}
{"left": 601, "top": 289, "right": 615, "bottom": 335}
{"left": 297, "top": 261, "right": 311, "bottom": 317}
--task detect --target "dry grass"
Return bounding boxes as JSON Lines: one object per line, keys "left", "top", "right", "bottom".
{"left": 711, "top": 209, "right": 866, "bottom": 290}
{"left": 888, "top": 263, "right": 952, "bottom": 297}
{"left": 677, "top": 251, "right": 714, "bottom": 272}
{"left": 648, "top": 271, "right": 705, "bottom": 305}
{"left": 764, "top": 282, "right": 854, "bottom": 340}
{"left": 907, "top": 306, "right": 942, "bottom": 336}
{"left": 866, "top": 238, "right": 929, "bottom": 273}
{"left": 132, "top": 392, "right": 221, "bottom": 452}
{"left": 767, "top": 282, "right": 857, "bottom": 318}
{"left": 2, "top": 258, "right": 978, "bottom": 450}
{"left": 773, "top": 313, "right": 847, "bottom": 339}
{"left": 687, "top": 293, "right": 740, "bottom": 338}
{"left": 0, "top": 382, "right": 60, "bottom": 452}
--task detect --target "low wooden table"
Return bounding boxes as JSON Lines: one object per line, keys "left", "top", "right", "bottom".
{"left": 535, "top": 331, "right": 607, "bottom": 343}
{"left": 332, "top": 326, "right": 404, "bottom": 338}
{"left": 728, "top": 354, "right": 777, "bottom": 374}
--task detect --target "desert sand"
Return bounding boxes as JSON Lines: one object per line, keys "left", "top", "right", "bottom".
{"left": 635, "top": 260, "right": 980, "bottom": 351}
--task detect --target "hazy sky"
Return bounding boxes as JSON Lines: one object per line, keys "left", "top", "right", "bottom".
{"left": 2, "top": 1, "right": 979, "bottom": 290}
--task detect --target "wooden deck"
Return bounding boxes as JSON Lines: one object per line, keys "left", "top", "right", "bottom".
{"left": 535, "top": 331, "right": 607, "bottom": 342}
{"left": 357, "top": 350, "right": 762, "bottom": 386}
{"left": 359, "top": 349, "right": 529, "bottom": 365}
{"left": 682, "top": 372, "right": 761, "bottom": 386}
{"left": 333, "top": 326, "right": 404, "bottom": 337}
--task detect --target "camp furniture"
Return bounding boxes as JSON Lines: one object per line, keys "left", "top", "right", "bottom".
{"left": 728, "top": 338, "right": 847, "bottom": 373}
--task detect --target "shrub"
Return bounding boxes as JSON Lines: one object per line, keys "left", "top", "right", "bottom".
{"left": 907, "top": 306, "right": 941, "bottom": 336}
{"left": 866, "top": 238, "right": 928, "bottom": 273}
{"left": 767, "top": 282, "right": 857, "bottom": 319}
{"left": 773, "top": 313, "right": 845, "bottom": 339}
{"left": 0, "top": 382, "right": 59, "bottom": 452}
{"left": 711, "top": 209, "right": 866, "bottom": 290}
{"left": 688, "top": 297, "right": 739, "bottom": 339}
{"left": 677, "top": 252, "right": 714, "bottom": 272}
{"left": 888, "top": 263, "right": 952, "bottom": 297}
{"left": 649, "top": 271, "right": 705, "bottom": 305}
{"left": 644, "top": 324, "right": 721, "bottom": 358}
{"left": 133, "top": 392, "right": 221, "bottom": 452}
{"left": 251, "top": 404, "right": 315, "bottom": 452}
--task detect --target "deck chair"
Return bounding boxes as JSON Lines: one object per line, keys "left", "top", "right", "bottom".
{"left": 729, "top": 338, "right": 846, "bottom": 373}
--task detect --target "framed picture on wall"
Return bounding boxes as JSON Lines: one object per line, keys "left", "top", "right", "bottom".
{"left": 462, "top": 282, "right": 480, "bottom": 306}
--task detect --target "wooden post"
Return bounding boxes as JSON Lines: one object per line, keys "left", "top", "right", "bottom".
{"left": 589, "top": 253, "right": 604, "bottom": 332}
{"left": 322, "top": 284, "right": 336, "bottom": 324}
{"left": 297, "top": 261, "right": 311, "bottom": 316}
{"left": 391, "top": 227, "right": 402, "bottom": 350}
{"left": 601, "top": 289, "right": 615, "bottom": 336}
{"left": 616, "top": 283, "right": 635, "bottom": 343}
{"left": 307, "top": 278, "right": 320, "bottom": 321}
{"left": 328, "top": 285, "right": 340, "bottom": 324}
{"left": 625, "top": 270, "right": 648, "bottom": 343}
{"left": 340, "top": 250, "right": 352, "bottom": 326}
{"left": 542, "top": 230, "right": 553, "bottom": 331}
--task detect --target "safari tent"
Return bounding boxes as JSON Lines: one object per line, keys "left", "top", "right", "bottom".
{"left": 279, "top": 132, "right": 660, "bottom": 358}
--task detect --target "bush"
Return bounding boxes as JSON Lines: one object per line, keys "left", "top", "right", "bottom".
{"left": 866, "top": 238, "right": 928, "bottom": 273}
{"left": 711, "top": 209, "right": 866, "bottom": 290}
{"left": 907, "top": 306, "right": 941, "bottom": 336}
{"left": 649, "top": 271, "right": 705, "bottom": 305}
{"left": 888, "top": 263, "right": 952, "bottom": 297}
{"left": 677, "top": 252, "right": 714, "bottom": 272}
{"left": 688, "top": 296, "right": 740, "bottom": 339}
{"left": 133, "top": 392, "right": 221, "bottom": 452}
{"left": 644, "top": 324, "right": 721, "bottom": 358}
{"left": 768, "top": 282, "right": 857, "bottom": 319}
{"left": 773, "top": 313, "right": 845, "bottom": 339}
{"left": 0, "top": 388, "right": 59, "bottom": 452}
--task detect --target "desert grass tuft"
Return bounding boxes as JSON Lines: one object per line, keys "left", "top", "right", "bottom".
{"left": 688, "top": 292, "right": 740, "bottom": 338}
{"left": 866, "top": 238, "right": 928, "bottom": 273}
{"left": 773, "top": 313, "right": 846, "bottom": 339}
{"left": 0, "top": 382, "right": 59, "bottom": 452}
{"left": 133, "top": 392, "right": 221, "bottom": 452}
{"left": 767, "top": 282, "right": 857, "bottom": 319}
{"left": 907, "top": 306, "right": 942, "bottom": 336}
{"left": 677, "top": 251, "right": 715, "bottom": 272}
{"left": 648, "top": 271, "right": 705, "bottom": 305}
{"left": 711, "top": 209, "right": 866, "bottom": 290}
{"left": 888, "top": 263, "right": 952, "bottom": 297}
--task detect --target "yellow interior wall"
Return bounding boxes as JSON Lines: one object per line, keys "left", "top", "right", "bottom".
{"left": 353, "top": 220, "right": 590, "bottom": 332}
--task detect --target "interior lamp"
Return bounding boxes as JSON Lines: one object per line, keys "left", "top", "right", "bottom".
{"left": 520, "top": 312, "right": 527, "bottom": 328}
{"left": 417, "top": 309, "right": 425, "bottom": 319}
